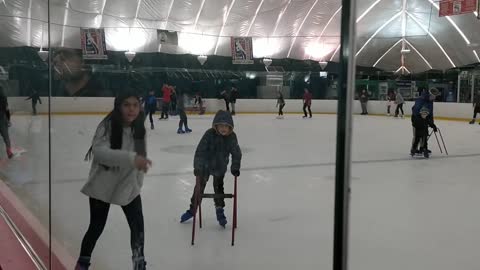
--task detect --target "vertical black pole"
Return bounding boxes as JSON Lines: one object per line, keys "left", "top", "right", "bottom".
{"left": 47, "top": 0, "right": 52, "bottom": 269}
{"left": 333, "top": 0, "right": 356, "bottom": 269}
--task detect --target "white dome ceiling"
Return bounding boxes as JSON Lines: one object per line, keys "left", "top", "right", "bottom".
{"left": 0, "top": 0, "right": 479, "bottom": 72}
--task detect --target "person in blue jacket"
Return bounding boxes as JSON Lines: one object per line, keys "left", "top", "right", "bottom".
{"left": 411, "top": 87, "right": 439, "bottom": 153}
{"left": 144, "top": 90, "right": 157, "bottom": 130}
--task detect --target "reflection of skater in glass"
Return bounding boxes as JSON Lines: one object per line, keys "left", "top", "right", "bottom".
{"left": 77, "top": 92, "right": 151, "bottom": 270}
{"left": 276, "top": 90, "right": 285, "bottom": 119}
{"left": 0, "top": 87, "right": 12, "bottom": 159}
{"left": 26, "top": 90, "right": 42, "bottom": 115}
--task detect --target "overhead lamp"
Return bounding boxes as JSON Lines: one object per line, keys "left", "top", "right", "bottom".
{"left": 125, "top": 51, "right": 136, "bottom": 63}
{"left": 197, "top": 55, "right": 208, "bottom": 66}
{"left": 38, "top": 50, "right": 48, "bottom": 62}
{"left": 319, "top": 60, "right": 328, "bottom": 70}
{"left": 263, "top": 58, "right": 272, "bottom": 68}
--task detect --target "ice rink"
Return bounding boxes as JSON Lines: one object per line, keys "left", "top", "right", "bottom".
{"left": 2, "top": 113, "right": 480, "bottom": 270}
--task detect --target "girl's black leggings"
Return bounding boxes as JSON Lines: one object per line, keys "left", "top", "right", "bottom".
{"left": 79, "top": 196, "right": 145, "bottom": 259}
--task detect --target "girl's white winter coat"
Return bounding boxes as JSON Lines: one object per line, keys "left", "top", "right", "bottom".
{"left": 81, "top": 124, "right": 144, "bottom": 206}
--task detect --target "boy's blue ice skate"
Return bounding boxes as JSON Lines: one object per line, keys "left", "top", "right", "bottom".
{"left": 180, "top": 209, "right": 194, "bottom": 223}
{"left": 216, "top": 207, "right": 227, "bottom": 228}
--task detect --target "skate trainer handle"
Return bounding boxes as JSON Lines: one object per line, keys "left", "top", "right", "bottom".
{"left": 191, "top": 176, "right": 238, "bottom": 246}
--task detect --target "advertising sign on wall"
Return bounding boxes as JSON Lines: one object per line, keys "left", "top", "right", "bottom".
{"left": 439, "top": 0, "right": 477, "bottom": 17}
{"left": 80, "top": 28, "right": 108, "bottom": 60}
{"left": 231, "top": 37, "right": 254, "bottom": 64}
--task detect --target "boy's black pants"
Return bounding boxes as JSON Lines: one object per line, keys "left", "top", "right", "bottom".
{"left": 190, "top": 175, "right": 225, "bottom": 210}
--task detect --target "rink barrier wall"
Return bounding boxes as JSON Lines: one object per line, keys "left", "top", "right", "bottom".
{"left": 8, "top": 97, "right": 476, "bottom": 121}
{"left": 0, "top": 179, "right": 76, "bottom": 270}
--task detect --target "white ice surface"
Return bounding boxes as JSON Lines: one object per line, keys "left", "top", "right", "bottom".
{"left": 2, "top": 113, "right": 480, "bottom": 270}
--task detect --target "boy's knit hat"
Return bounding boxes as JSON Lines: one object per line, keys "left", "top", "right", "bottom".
{"left": 429, "top": 88, "right": 440, "bottom": 96}
{"left": 419, "top": 106, "right": 430, "bottom": 115}
{"left": 212, "top": 110, "right": 234, "bottom": 129}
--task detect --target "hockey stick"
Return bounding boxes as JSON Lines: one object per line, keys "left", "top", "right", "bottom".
{"left": 438, "top": 129, "right": 449, "bottom": 155}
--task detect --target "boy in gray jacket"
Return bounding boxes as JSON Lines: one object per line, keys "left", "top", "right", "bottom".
{"left": 180, "top": 110, "right": 242, "bottom": 227}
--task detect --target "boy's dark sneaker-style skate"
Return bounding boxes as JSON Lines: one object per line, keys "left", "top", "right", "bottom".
{"left": 216, "top": 207, "right": 227, "bottom": 228}
{"left": 180, "top": 209, "right": 194, "bottom": 223}
{"left": 185, "top": 127, "right": 192, "bottom": 133}
{"left": 423, "top": 151, "right": 430, "bottom": 158}
{"left": 470, "top": 119, "right": 475, "bottom": 124}
{"left": 177, "top": 128, "right": 185, "bottom": 134}
{"left": 74, "top": 256, "right": 91, "bottom": 270}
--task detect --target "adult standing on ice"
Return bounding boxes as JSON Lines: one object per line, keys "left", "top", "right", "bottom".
{"left": 302, "top": 88, "right": 312, "bottom": 118}
{"left": 76, "top": 91, "right": 151, "bottom": 270}
{"left": 276, "top": 90, "right": 286, "bottom": 119}
{"left": 394, "top": 90, "right": 405, "bottom": 118}
{"left": 411, "top": 87, "right": 439, "bottom": 154}
{"left": 359, "top": 89, "right": 369, "bottom": 115}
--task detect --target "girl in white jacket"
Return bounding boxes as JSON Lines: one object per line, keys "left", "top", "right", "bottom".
{"left": 76, "top": 92, "right": 152, "bottom": 270}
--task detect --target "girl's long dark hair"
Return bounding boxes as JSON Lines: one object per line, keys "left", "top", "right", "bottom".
{"left": 85, "top": 92, "right": 146, "bottom": 163}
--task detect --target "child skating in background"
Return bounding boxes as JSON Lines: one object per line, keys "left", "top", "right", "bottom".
{"left": 77, "top": 92, "right": 151, "bottom": 270}
{"left": 194, "top": 92, "right": 205, "bottom": 115}
{"left": 144, "top": 90, "right": 157, "bottom": 130}
{"left": 180, "top": 110, "right": 242, "bottom": 227}
{"left": 176, "top": 89, "right": 192, "bottom": 134}
{"left": 276, "top": 90, "right": 286, "bottom": 119}
{"left": 411, "top": 107, "right": 437, "bottom": 158}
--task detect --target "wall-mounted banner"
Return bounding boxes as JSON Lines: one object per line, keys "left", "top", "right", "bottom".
{"left": 439, "top": 0, "right": 477, "bottom": 17}
{"left": 231, "top": 37, "right": 254, "bottom": 64}
{"left": 157, "top": 30, "right": 178, "bottom": 45}
{"left": 80, "top": 28, "right": 108, "bottom": 60}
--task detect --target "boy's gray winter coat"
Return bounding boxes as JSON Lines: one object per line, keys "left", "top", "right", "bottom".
{"left": 194, "top": 110, "right": 242, "bottom": 176}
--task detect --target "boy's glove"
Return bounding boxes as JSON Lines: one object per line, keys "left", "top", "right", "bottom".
{"left": 433, "top": 126, "right": 438, "bottom": 132}
{"left": 194, "top": 168, "right": 202, "bottom": 177}
{"left": 231, "top": 170, "right": 240, "bottom": 177}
